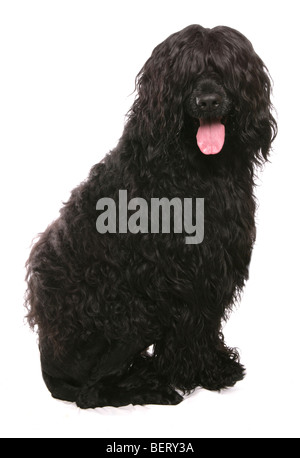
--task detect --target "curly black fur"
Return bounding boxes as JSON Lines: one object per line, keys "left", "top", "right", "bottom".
{"left": 25, "top": 25, "right": 277, "bottom": 408}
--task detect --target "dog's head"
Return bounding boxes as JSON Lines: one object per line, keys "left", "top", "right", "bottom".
{"left": 129, "top": 25, "right": 277, "bottom": 164}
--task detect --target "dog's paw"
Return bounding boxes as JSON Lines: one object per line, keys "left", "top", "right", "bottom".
{"left": 76, "top": 385, "right": 101, "bottom": 409}
{"left": 199, "top": 354, "right": 246, "bottom": 391}
{"left": 144, "top": 385, "right": 183, "bottom": 406}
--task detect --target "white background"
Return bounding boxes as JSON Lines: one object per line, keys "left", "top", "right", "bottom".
{"left": 0, "top": 0, "right": 299, "bottom": 438}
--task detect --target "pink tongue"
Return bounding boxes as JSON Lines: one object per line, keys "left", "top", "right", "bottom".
{"left": 196, "top": 119, "right": 225, "bottom": 155}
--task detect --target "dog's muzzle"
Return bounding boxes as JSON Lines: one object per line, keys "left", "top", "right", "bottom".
{"left": 186, "top": 79, "right": 230, "bottom": 155}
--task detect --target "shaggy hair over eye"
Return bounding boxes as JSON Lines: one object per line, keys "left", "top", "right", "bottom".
{"left": 25, "top": 24, "right": 277, "bottom": 408}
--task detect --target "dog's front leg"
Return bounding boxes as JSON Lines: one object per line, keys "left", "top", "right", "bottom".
{"left": 153, "top": 313, "right": 245, "bottom": 392}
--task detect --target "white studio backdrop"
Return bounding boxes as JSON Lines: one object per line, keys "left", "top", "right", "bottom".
{"left": 0, "top": 0, "right": 299, "bottom": 438}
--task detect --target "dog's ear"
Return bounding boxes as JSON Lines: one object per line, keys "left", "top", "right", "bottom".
{"left": 238, "top": 58, "right": 277, "bottom": 164}
{"left": 129, "top": 43, "right": 185, "bottom": 149}
{"left": 210, "top": 27, "right": 277, "bottom": 164}
{"left": 127, "top": 26, "right": 206, "bottom": 154}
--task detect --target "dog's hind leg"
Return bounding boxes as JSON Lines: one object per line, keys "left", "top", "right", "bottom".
{"left": 40, "top": 333, "right": 110, "bottom": 403}
{"left": 76, "top": 353, "right": 183, "bottom": 408}
{"left": 41, "top": 336, "right": 182, "bottom": 408}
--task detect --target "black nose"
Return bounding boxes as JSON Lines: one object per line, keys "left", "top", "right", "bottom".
{"left": 196, "top": 93, "right": 222, "bottom": 111}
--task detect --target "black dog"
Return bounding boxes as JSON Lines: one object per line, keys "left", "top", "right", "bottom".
{"left": 25, "top": 25, "right": 277, "bottom": 408}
